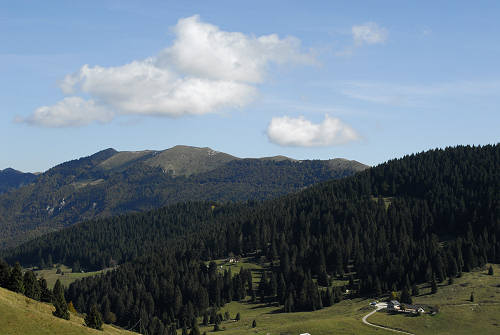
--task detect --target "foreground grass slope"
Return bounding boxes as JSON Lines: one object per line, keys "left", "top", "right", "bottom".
{"left": 0, "top": 287, "right": 137, "bottom": 335}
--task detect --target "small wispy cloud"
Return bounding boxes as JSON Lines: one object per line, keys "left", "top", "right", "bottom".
{"left": 336, "top": 22, "right": 388, "bottom": 57}
{"left": 266, "top": 115, "right": 359, "bottom": 147}
{"left": 352, "top": 22, "right": 388, "bottom": 46}
{"left": 20, "top": 15, "right": 314, "bottom": 127}
{"left": 337, "top": 80, "right": 500, "bottom": 107}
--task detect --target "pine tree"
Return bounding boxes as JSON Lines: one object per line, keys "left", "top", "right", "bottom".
{"left": 52, "top": 279, "right": 70, "bottom": 320}
{"left": 400, "top": 286, "right": 412, "bottom": 304}
{"left": 8, "top": 262, "right": 24, "bottom": 294}
{"left": 23, "top": 270, "right": 40, "bottom": 300}
{"left": 431, "top": 277, "right": 438, "bottom": 294}
{"left": 0, "top": 258, "right": 10, "bottom": 288}
{"left": 38, "top": 277, "right": 52, "bottom": 302}
{"left": 202, "top": 311, "right": 209, "bottom": 325}
{"left": 411, "top": 283, "right": 419, "bottom": 296}
{"left": 488, "top": 265, "right": 494, "bottom": 275}
{"left": 85, "top": 304, "right": 103, "bottom": 330}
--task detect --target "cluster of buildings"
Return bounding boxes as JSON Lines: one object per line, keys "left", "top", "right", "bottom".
{"left": 388, "top": 300, "right": 425, "bottom": 314}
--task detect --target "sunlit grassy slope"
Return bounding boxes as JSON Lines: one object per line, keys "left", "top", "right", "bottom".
{"left": 369, "top": 264, "right": 500, "bottom": 335}
{"left": 0, "top": 287, "right": 137, "bottom": 335}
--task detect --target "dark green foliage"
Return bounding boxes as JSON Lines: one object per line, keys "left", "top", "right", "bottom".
{"left": 0, "top": 258, "right": 10, "bottom": 288}
{"left": 488, "top": 265, "right": 494, "bottom": 275}
{"left": 85, "top": 304, "right": 103, "bottom": 330}
{"left": 400, "top": 287, "right": 412, "bottom": 304}
{"left": 52, "top": 279, "right": 70, "bottom": 320}
{"left": 470, "top": 292, "right": 474, "bottom": 302}
{"left": 431, "top": 277, "right": 438, "bottom": 294}
{"left": 8, "top": 262, "right": 24, "bottom": 294}
{"left": 235, "top": 312, "right": 240, "bottom": 321}
{"left": 23, "top": 270, "right": 40, "bottom": 300}
{"left": 38, "top": 277, "right": 52, "bottom": 302}
{"left": 252, "top": 320, "right": 257, "bottom": 328}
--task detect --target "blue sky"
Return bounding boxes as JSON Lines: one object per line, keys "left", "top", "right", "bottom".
{"left": 1, "top": 1, "right": 499, "bottom": 172}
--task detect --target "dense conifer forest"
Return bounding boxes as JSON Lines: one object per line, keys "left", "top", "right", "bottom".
{"left": 1, "top": 144, "right": 498, "bottom": 335}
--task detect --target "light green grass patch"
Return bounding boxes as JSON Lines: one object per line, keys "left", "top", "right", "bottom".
{"left": 32, "top": 264, "right": 111, "bottom": 289}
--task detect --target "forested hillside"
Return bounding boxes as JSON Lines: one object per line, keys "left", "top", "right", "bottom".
{"left": 0, "top": 146, "right": 366, "bottom": 249}
{"left": 2, "top": 144, "right": 498, "bottom": 335}
{"left": 0, "top": 168, "right": 38, "bottom": 194}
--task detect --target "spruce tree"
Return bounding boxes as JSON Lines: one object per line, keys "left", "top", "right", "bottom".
{"left": 411, "top": 283, "right": 419, "bottom": 296}
{"left": 431, "top": 277, "right": 438, "bottom": 294}
{"left": 39, "top": 277, "right": 52, "bottom": 302}
{"left": 85, "top": 303, "right": 103, "bottom": 330}
{"left": 8, "top": 262, "right": 24, "bottom": 294}
{"left": 0, "top": 258, "right": 10, "bottom": 288}
{"left": 52, "top": 279, "right": 70, "bottom": 320}
{"left": 24, "top": 271, "right": 41, "bottom": 300}
{"left": 400, "top": 286, "right": 412, "bottom": 304}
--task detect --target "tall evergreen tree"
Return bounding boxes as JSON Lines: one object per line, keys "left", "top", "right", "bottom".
{"left": 52, "top": 279, "right": 70, "bottom": 320}
{"left": 8, "top": 262, "right": 24, "bottom": 294}
{"left": 23, "top": 270, "right": 40, "bottom": 300}
{"left": 0, "top": 258, "right": 10, "bottom": 288}
{"left": 85, "top": 303, "right": 103, "bottom": 330}
{"left": 38, "top": 277, "right": 52, "bottom": 302}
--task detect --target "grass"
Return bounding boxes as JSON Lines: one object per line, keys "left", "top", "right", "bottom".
{"left": 188, "top": 261, "right": 500, "bottom": 335}
{"left": 191, "top": 298, "right": 388, "bottom": 335}
{"left": 368, "top": 263, "right": 500, "bottom": 335}
{"left": 0, "top": 287, "right": 137, "bottom": 335}
{"left": 32, "top": 265, "right": 110, "bottom": 289}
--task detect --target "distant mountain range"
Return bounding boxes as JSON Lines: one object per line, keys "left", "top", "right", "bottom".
{"left": 0, "top": 168, "right": 38, "bottom": 194}
{"left": 0, "top": 145, "right": 368, "bottom": 249}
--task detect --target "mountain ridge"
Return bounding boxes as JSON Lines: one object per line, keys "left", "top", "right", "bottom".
{"left": 0, "top": 145, "right": 368, "bottom": 249}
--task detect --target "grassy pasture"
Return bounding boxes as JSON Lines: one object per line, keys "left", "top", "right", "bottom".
{"left": 369, "top": 264, "right": 500, "bottom": 335}
{"left": 32, "top": 264, "right": 111, "bottom": 289}
{"left": 0, "top": 287, "right": 136, "bottom": 335}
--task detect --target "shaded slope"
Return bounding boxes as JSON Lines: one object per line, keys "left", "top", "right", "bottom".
{"left": 0, "top": 168, "right": 38, "bottom": 194}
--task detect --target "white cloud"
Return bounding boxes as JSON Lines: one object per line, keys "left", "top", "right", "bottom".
{"left": 267, "top": 115, "right": 359, "bottom": 147}
{"left": 159, "top": 15, "right": 314, "bottom": 83}
{"left": 24, "top": 15, "right": 313, "bottom": 127}
{"left": 352, "top": 22, "right": 388, "bottom": 46}
{"left": 19, "top": 97, "right": 114, "bottom": 127}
